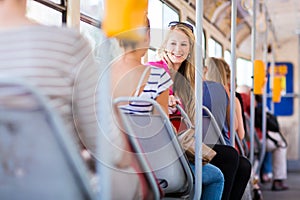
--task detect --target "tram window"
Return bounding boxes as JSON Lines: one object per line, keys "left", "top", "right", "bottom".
{"left": 147, "top": 0, "right": 179, "bottom": 62}
{"left": 48, "top": 0, "right": 61, "bottom": 3}
{"left": 236, "top": 58, "right": 252, "bottom": 87}
{"left": 148, "top": 0, "right": 179, "bottom": 29}
{"left": 80, "top": 21, "right": 101, "bottom": 49}
{"left": 26, "top": 0, "right": 62, "bottom": 26}
{"left": 80, "top": 21, "right": 120, "bottom": 63}
{"left": 146, "top": 48, "right": 157, "bottom": 64}
{"left": 208, "top": 38, "right": 223, "bottom": 58}
{"left": 80, "top": 0, "right": 104, "bottom": 21}
{"left": 224, "top": 50, "right": 231, "bottom": 67}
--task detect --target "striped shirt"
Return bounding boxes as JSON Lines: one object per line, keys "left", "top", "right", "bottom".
{"left": 0, "top": 25, "right": 99, "bottom": 150}
{"left": 120, "top": 66, "right": 172, "bottom": 114}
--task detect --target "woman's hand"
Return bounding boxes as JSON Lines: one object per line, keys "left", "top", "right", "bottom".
{"left": 168, "top": 95, "right": 181, "bottom": 114}
{"left": 163, "top": 50, "right": 174, "bottom": 70}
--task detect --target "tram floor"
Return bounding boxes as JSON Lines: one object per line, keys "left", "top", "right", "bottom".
{"left": 260, "top": 172, "right": 300, "bottom": 200}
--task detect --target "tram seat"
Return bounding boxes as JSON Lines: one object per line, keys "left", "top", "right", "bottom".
{"left": 202, "top": 106, "right": 249, "bottom": 157}
{"left": 170, "top": 105, "right": 226, "bottom": 146}
{"left": 0, "top": 79, "right": 95, "bottom": 200}
{"left": 202, "top": 106, "right": 226, "bottom": 145}
{"left": 114, "top": 97, "right": 194, "bottom": 198}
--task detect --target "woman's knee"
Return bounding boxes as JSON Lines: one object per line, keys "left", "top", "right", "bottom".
{"left": 211, "top": 144, "right": 239, "bottom": 164}
{"left": 214, "top": 165, "right": 225, "bottom": 183}
{"left": 203, "top": 163, "right": 224, "bottom": 184}
{"left": 238, "top": 156, "right": 252, "bottom": 180}
{"left": 239, "top": 156, "right": 251, "bottom": 171}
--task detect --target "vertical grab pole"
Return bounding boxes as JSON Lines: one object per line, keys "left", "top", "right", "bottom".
{"left": 298, "top": 33, "right": 300, "bottom": 165}
{"left": 230, "top": 0, "right": 237, "bottom": 146}
{"left": 250, "top": 0, "right": 257, "bottom": 164}
{"left": 256, "top": 11, "right": 268, "bottom": 175}
{"left": 194, "top": 0, "right": 203, "bottom": 199}
{"left": 270, "top": 43, "right": 275, "bottom": 114}
{"left": 97, "top": 40, "right": 112, "bottom": 199}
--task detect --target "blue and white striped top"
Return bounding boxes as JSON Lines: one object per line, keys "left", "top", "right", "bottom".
{"left": 119, "top": 66, "right": 172, "bottom": 114}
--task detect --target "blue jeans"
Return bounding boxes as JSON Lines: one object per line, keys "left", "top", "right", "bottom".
{"left": 190, "top": 163, "right": 224, "bottom": 200}
{"left": 262, "top": 152, "right": 273, "bottom": 174}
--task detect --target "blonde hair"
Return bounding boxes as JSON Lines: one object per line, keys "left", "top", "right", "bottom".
{"left": 220, "top": 59, "right": 231, "bottom": 84}
{"left": 159, "top": 24, "right": 196, "bottom": 122}
{"left": 204, "top": 57, "right": 228, "bottom": 86}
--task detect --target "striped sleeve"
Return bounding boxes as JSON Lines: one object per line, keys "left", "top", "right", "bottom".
{"left": 153, "top": 67, "right": 173, "bottom": 95}
{"left": 72, "top": 35, "right": 100, "bottom": 154}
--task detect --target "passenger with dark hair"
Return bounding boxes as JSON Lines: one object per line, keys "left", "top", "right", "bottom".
{"left": 255, "top": 95, "right": 289, "bottom": 191}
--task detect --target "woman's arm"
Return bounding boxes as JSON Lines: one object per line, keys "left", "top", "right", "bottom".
{"left": 226, "top": 96, "right": 239, "bottom": 133}
{"left": 156, "top": 89, "right": 170, "bottom": 115}
{"left": 235, "top": 97, "right": 245, "bottom": 139}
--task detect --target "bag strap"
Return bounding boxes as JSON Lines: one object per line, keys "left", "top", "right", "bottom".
{"left": 267, "top": 131, "right": 288, "bottom": 148}
{"left": 133, "top": 67, "right": 151, "bottom": 97}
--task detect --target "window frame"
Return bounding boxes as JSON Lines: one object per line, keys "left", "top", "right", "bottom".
{"left": 33, "top": 0, "right": 67, "bottom": 23}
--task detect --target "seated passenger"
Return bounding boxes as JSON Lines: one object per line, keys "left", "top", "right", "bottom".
{"left": 0, "top": 0, "right": 99, "bottom": 169}
{"left": 110, "top": 17, "right": 172, "bottom": 199}
{"left": 255, "top": 95, "right": 288, "bottom": 191}
{"left": 238, "top": 87, "right": 289, "bottom": 191}
{"left": 150, "top": 21, "right": 225, "bottom": 200}
{"left": 203, "top": 57, "right": 251, "bottom": 200}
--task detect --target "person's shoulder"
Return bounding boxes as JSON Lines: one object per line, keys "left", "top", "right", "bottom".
{"left": 25, "top": 25, "right": 78, "bottom": 36}
{"left": 33, "top": 25, "right": 88, "bottom": 44}
{"left": 204, "top": 80, "right": 223, "bottom": 88}
{"left": 204, "top": 81, "right": 227, "bottom": 95}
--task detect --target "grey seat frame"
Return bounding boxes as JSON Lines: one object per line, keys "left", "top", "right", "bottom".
{"left": 114, "top": 97, "right": 194, "bottom": 198}
{"left": 0, "top": 79, "right": 95, "bottom": 200}
{"left": 175, "top": 104, "right": 226, "bottom": 145}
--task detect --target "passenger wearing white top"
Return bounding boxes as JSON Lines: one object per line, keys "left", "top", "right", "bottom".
{"left": 0, "top": 0, "right": 99, "bottom": 169}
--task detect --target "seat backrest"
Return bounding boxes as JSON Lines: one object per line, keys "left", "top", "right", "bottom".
{"left": 0, "top": 79, "right": 95, "bottom": 200}
{"left": 114, "top": 97, "right": 194, "bottom": 198}
{"left": 173, "top": 104, "right": 226, "bottom": 146}
{"left": 202, "top": 106, "right": 226, "bottom": 145}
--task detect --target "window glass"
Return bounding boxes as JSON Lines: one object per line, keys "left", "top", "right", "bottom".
{"left": 26, "top": 0, "right": 62, "bottom": 26}
{"left": 237, "top": 58, "right": 253, "bottom": 87}
{"left": 80, "top": 21, "right": 102, "bottom": 49}
{"left": 215, "top": 42, "right": 223, "bottom": 57}
{"left": 80, "top": 21, "right": 120, "bottom": 61}
{"left": 224, "top": 50, "right": 231, "bottom": 67}
{"left": 146, "top": 49, "right": 157, "bottom": 64}
{"left": 80, "top": 0, "right": 104, "bottom": 21}
{"left": 49, "top": 0, "right": 61, "bottom": 4}
{"left": 208, "top": 38, "right": 223, "bottom": 58}
{"left": 148, "top": 0, "right": 179, "bottom": 61}
{"left": 148, "top": 0, "right": 179, "bottom": 30}
{"left": 162, "top": 4, "right": 179, "bottom": 28}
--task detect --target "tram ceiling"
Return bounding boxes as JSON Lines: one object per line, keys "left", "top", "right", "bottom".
{"left": 264, "top": 0, "right": 300, "bottom": 43}
{"left": 197, "top": 0, "right": 299, "bottom": 46}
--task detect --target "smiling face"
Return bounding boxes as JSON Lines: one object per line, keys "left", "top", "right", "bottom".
{"left": 165, "top": 29, "right": 190, "bottom": 71}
